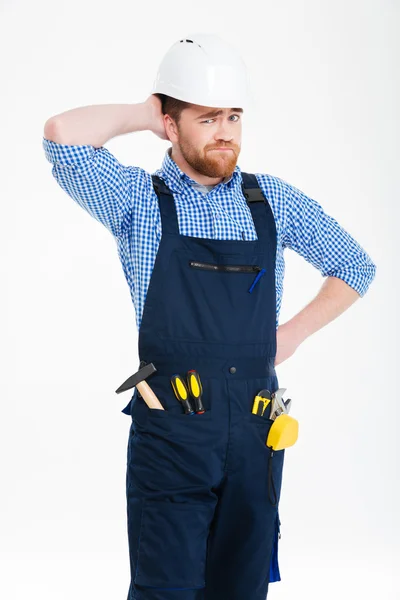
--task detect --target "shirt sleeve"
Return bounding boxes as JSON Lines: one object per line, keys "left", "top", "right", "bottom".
{"left": 42, "top": 137, "right": 149, "bottom": 238}
{"left": 280, "top": 178, "right": 377, "bottom": 297}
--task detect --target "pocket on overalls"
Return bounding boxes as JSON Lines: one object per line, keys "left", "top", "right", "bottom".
{"left": 134, "top": 499, "right": 213, "bottom": 589}
{"left": 269, "top": 511, "right": 282, "bottom": 583}
{"left": 246, "top": 376, "right": 279, "bottom": 424}
{"left": 245, "top": 378, "right": 286, "bottom": 506}
{"left": 133, "top": 375, "right": 213, "bottom": 428}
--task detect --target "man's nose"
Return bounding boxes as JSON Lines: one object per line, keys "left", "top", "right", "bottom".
{"left": 214, "top": 121, "right": 236, "bottom": 141}
{"left": 214, "top": 130, "right": 234, "bottom": 143}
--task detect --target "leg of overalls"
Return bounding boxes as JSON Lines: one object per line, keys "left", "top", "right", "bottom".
{"left": 204, "top": 375, "right": 285, "bottom": 600}
{"left": 125, "top": 380, "right": 221, "bottom": 600}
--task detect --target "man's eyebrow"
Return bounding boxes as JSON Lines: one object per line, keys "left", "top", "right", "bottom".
{"left": 195, "top": 108, "right": 243, "bottom": 120}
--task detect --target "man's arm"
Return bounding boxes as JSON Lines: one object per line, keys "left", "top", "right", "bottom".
{"left": 274, "top": 178, "right": 377, "bottom": 364}
{"left": 284, "top": 276, "right": 361, "bottom": 347}
{"left": 281, "top": 179, "right": 377, "bottom": 298}
{"left": 42, "top": 100, "right": 159, "bottom": 238}
{"left": 44, "top": 95, "right": 168, "bottom": 146}
{"left": 44, "top": 103, "right": 151, "bottom": 148}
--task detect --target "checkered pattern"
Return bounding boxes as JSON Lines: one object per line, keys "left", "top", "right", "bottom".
{"left": 42, "top": 138, "right": 376, "bottom": 331}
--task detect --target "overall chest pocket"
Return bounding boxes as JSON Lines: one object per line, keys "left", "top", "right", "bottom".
{"left": 159, "top": 251, "right": 272, "bottom": 344}
{"left": 188, "top": 260, "right": 266, "bottom": 293}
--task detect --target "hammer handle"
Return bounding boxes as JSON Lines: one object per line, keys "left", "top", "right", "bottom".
{"left": 136, "top": 381, "right": 165, "bottom": 410}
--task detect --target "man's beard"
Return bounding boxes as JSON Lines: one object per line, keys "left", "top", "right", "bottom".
{"left": 177, "top": 134, "right": 240, "bottom": 179}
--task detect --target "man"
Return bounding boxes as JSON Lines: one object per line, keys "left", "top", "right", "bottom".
{"left": 43, "top": 34, "right": 376, "bottom": 600}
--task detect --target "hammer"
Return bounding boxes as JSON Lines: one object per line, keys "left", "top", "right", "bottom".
{"left": 115, "top": 361, "right": 165, "bottom": 410}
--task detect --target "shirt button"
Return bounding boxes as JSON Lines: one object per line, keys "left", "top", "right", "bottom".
{"left": 229, "top": 366, "right": 237, "bottom": 374}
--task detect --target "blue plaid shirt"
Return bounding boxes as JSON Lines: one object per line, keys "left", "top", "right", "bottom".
{"left": 42, "top": 138, "right": 376, "bottom": 331}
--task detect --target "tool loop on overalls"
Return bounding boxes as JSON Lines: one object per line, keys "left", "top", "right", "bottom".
{"left": 267, "top": 446, "right": 278, "bottom": 506}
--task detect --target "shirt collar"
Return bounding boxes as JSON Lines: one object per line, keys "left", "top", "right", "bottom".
{"left": 155, "top": 146, "right": 242, "bottom": 193}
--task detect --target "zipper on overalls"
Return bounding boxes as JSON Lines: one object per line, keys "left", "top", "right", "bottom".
{"left": 188, "top": 261, "right": 266, "bottom": 293}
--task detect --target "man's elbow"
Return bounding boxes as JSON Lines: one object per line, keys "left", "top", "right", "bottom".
{"left": 43, "top": 118, "right": 63, "bottom": 143}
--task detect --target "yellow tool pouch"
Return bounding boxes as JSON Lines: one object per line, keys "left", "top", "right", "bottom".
{"left": 266, "top": 414, "right": 299, "bottom": 451}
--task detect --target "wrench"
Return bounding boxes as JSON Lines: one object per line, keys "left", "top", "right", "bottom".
{"left": 270, "top": 388, "right": 292, "bottom": 420}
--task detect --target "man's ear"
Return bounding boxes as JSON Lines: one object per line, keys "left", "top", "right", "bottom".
{"left": 164, "top": 115, "right": 179, "bottom": 143}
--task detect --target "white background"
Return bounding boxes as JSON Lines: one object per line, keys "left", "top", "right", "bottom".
{"left": 2, "top": 1, "right": 398, "bottom": 598}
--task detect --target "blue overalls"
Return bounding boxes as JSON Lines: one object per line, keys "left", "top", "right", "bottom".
{"left": 120, "top": 172, "right": 285, "bottom": 600}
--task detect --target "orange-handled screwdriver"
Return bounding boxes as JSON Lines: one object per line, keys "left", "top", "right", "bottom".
{"left": 186, "top": 370, "right": 206, "bottom": 414}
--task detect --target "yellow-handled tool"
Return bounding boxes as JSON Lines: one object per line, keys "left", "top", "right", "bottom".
{"left": 186, "top": 370, "right": 206, "bottom": 414}
{"left": 170, "top": 374, "right": 195, "bottom": 415}
{"left": 252, "top": 388, "right": 271, "bottom": 417}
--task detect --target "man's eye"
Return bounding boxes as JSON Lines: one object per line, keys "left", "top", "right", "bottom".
{"left": 202, "top": 115, "right": 240, "bottom": 124}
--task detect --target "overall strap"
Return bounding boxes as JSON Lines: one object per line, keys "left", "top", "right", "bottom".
{"left": 151, "top": 173, "right": 271, "bottom": 238}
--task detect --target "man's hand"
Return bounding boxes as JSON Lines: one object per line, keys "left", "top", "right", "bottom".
{"left": 144, "top": 95, "right": 169, "bottom": 141}
{"left": 274, "top": 323, "right": 301, "bottom": 367}
{"left": 274, "top": 276, "right": 361, "bottom": 367}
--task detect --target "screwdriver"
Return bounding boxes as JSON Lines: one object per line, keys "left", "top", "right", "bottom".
{"left": 186, "top": 370, "right": 206, "bottom": 414}
{"left": 170, "top": 374, "right": 195, "bottom": 415}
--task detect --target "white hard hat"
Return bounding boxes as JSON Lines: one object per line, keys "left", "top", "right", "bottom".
{"left": 150, "top": 33, "right": 254, "bottom": 111}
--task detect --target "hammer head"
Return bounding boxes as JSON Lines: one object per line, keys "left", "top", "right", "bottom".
{"left": 115, "top": 361, "right": 157, "bottom": 394}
